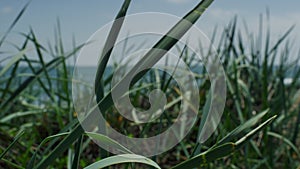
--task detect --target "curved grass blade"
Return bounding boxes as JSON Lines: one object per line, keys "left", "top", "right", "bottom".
{"left": 0, "top": 49, "right": 27, "bottom": 77}
{"left": 0, "top": 130, "right": 25, "bottom": 160}
{"left": 93, "top": 0, "right": 131, "bottom": 161}
{"left": 85, "top": 132, "right": 133, "bottom": 154}
{"left": 216, "top": 109, "right": 269, "bottom": 146}
{"left": 95, "top": 0, "right": 131, "bottom": 100}
{"left": 1, "top": 33, "right": 30, "bottom": 101}
{"left": 0, "top": 110, "right": 43, "bottom": 122}
{"left": 267, "top": 131, "right": 300, "bottom": 157}
{"left": 26, "top": 132, "right": 70, "bottom": 169}
{"left": 171, "top": 115, "right": 276, "bottom": 169}
{"left": 84, "top": 154, "right": 161, "bottom": 169}
{"left": 108, "top": 0, "right": 214, "bottom": 97}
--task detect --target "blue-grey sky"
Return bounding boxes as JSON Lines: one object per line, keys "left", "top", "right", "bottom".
{"left": 1, "top": 0, "right": 299, "bottom": 65}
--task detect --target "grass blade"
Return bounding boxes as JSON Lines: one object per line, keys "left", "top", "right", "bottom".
{"left": 217, "top": 109, "right": 269, "bottom": 146}
{"left": 84, "top": 154, "right": 161, "bottom": 169}
{"left": 171, "top": 115, "right": 276, "bottom": 169}
{"left": 171, "top": 143, "right": 235, "bottom": 169}
{"left": 71, "top": 135, "right": 83, "bottom": 169}
{"left": 0, "top": 130, "right": 25, "bottom": 160}
{"left": 0, "top": 43, "right": 84, "bottom": 110}
{"left": 0, "top": 1, "right": 30, "bottom": 47}
{"left": 86, "top": 132, "right": 133, "bottom": 154}
{"left": 0, "top": 57, "right": 63, "bottom": 110}
{"left": 26, "top": 132, "right": 70, "bottom": 169}
{"left": 29, "top": 28, "right": 53, "bottom": 91}
{"left": 95, "top": 0, "right": 131, "bottom": 100}
{"left": 0, "top": 49, "right": 27, "bottom": 77}
{"left": 235, "top": 115, "right": 277, "bottom": 148}
{"left": 267, "top": 131, "right": 300, "bottom": 157}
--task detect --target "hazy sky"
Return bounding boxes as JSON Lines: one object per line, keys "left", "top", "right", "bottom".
{"left": 1, "top": 0, "right": 299, "bottom": 65}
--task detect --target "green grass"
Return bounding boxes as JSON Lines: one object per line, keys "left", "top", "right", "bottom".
{"left": 1, "top": 0, "right": 300, "bottom": 168}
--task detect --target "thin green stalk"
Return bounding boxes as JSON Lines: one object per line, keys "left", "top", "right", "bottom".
{"left": 0, "top": 130, "right": 25, "bottom": 160}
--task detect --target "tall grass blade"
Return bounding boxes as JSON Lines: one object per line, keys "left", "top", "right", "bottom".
{"left": 71, "top": 135, "right": 83, "bottom": 169}
{"left": 0, "top": 1, "right": 30, "bottom": 47}
{"left": 95, "top": 0, "right": 131, "bottom": 100}
{"left": 29, "top": 28, "right": 53, "bottom": 92}
{"left": 33, "top": 1, "right": 215, "bottom": 168}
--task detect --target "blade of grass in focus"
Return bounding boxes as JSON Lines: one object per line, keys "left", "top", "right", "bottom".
{"left": 94, "top": 0, "right": 132, "bottom": 100}
{"left": 93, "top": 0, "right": 131, "bottom": 161}
{"left": 84, "top": 154, "right": 161, "bottom": 169}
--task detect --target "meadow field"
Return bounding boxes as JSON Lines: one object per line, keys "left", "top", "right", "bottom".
{"left": 0, "top": 0, "right": 300, "bottom": 168}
